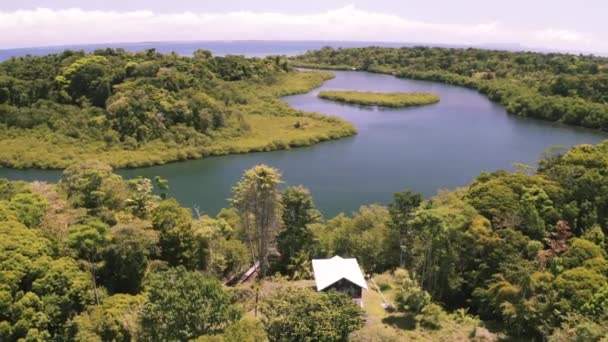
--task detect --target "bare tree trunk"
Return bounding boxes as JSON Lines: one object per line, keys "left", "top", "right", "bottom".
{"left": 88, "top": 257, "right": 100, "bottom": 305}
{"left": 254, "top": 284, "right": 260, "bottom": 318}
{"left": 399, "top": 229, "right": 404, "bottom": 267}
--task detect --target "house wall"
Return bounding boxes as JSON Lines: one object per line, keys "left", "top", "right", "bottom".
{"left": 324, "top": 278, "right": 362, "bottom": 299}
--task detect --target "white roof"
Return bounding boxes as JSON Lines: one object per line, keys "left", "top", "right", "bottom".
{"left": 312, "top": 256, "right": 368, "bottom": 291}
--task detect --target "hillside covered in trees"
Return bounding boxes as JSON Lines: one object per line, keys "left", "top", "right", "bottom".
{"left": 2, "top": 140, "right": 608, "bottom": 340}
{"left": 0, "top": 49, "right": 354, "bottom": 168}
{"left": 292, "top": 46, "right": 608, "bottom": 131}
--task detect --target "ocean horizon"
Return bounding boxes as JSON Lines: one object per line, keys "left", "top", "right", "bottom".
{"left": 1, "top": 39, "right": 597, "bottom": 62}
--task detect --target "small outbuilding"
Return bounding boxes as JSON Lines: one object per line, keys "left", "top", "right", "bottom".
{"left": 312, "top": 256, "right": 368, "bottom": 306}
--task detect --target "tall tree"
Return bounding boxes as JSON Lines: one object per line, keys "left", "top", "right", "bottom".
{"left": 231, "top": 165, "right": 283, "bottom": 278}
{"left": 277, "top": 185, "right": 321, "bottom": 273}
{"left": 388, "top": 189, "right": 423, "bottom": 267}
{"left": 66, "top": 219, "right": 109, "bottom": 305}
{"left": 151, "top": 199, "right": 199, "bottom": 269}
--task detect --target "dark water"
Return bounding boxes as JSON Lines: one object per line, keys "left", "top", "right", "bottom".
{"left": 1, "top": 42, "right": 606, "bottom": 217}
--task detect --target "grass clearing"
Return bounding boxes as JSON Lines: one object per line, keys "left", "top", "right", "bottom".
{"left": 351, "top": 273, "right": 497, "bottom": 342}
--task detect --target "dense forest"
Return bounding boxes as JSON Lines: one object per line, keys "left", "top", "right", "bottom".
{"left": 292, "top": 46, "right": 608, "bottom": 131}
{"left": 2, "top": 140, "right": 608, "bottom": 340}
{"left": 2, "top": 46, "right": 608, "bottom": 341}
{"left": 0, "top": 49, "right": 354, "bottom": 168}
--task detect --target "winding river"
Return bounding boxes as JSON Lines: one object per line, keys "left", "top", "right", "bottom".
{"left": 1, "top": 70, "right": 607, "bottom": 217}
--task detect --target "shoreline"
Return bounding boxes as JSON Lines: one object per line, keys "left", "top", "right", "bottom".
{"left": 0, "top": 70, "right": 357, "bottom": 170}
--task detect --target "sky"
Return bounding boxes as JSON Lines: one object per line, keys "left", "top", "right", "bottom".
{"left": 1, "top": 0, "right": 607, "bottom": 54}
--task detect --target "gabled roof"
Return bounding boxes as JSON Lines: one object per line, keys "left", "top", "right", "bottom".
{"left": 312, "top": 256, "right": 368, "bottom": 291}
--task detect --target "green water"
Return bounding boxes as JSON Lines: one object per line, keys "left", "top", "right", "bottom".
{"left": 1, "top": 70, "right": 606, "bottom": 217}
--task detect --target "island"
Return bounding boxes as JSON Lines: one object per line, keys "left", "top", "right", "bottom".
{"left": 318, "top": 90, "right": 440, "bottom": 107}
{"left": 0, "top": 49, "right": 355, "bottom": 169}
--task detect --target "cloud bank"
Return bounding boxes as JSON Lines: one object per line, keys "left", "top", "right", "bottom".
{"left": 0, "top": 6, "right": 604, "bottom": 53}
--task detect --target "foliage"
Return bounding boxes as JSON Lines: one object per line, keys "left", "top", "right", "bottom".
{"left": 193, "top": 318, "right": 268, "bottom": 342}
{"left": 417, "top": 303, "right": 445, "bottom": 330}
{"left": 3, "top": 109, "right": 608, "bottom": 340}
{"left": 312, "top": 204, "right": 398, "bottom": 273}
{"left": 549, "top": 313, "right": 608, "bottom": 342}
{"left": 101, "top": 225, "right": 158, "bottom": 294}
{"left": 0, "top": 49, "right": 355, "bottom": 169}
{"left": 139, "top": 267, "right": 242, "bottom": 341}
{"left": 72, "top": 294, "right": 145, "bottom": 342}
{"left": 151, "top": 199, "right": 200, "bottom": 269}
{"left": 394, "top": 269, "right": 431, "bottom": 314}
{"left": 0, "top": 220, "right": 94, "bottom": 341}
{"left": 318, "top": 90, "right": 439, "bottom": 107}
{"left": 276, "top": 185, "right": 321, "bottom": 274}
{"left": 60, "top": 160, "right": 127, "bottom": 213}
{"left": 388, "top": 189, "right": 423, "bottom": 267}
{"left": 231, "top": 165, "right": 283, "bottom": 277}
{"left": 293, "top": 46, "right": 608, "bottom": 132}
{"left": 260, "top": 287, "right": 364, "bottom": 342}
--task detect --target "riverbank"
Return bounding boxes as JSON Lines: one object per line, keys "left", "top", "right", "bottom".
{"left": 290, "top": 48, "right": 608, "bottom": 133}
{"left": 0, "top": 71, "right": 356, "bottom": 169}
{"left": 318, "top": 90, "right": 440, "bottom": 107}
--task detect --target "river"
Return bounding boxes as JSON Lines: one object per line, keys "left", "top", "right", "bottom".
{"left": 1, "top": 68, "right": 606, "bottom": 217}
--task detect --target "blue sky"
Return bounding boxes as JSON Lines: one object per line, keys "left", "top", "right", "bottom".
{"left": 1, "top": 1, "right": 606, "bottom": 53}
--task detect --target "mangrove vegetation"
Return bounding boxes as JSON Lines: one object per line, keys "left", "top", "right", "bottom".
{"left": 293, "top": 46, "right": 608, "bottom": 131}
{"left": 318, "top": 90, "right": 440, "bottom": 107}
{"left": 0, "top": 49, "right": 355, "bottom": 169}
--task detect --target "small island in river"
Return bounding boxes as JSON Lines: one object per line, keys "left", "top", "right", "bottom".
{"left": 317, "top": 90, "right": 440, "bottom": 107}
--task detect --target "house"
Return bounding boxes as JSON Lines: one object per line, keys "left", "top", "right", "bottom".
{"left": 312, "top": 256, "right": 368, "bottom": 306}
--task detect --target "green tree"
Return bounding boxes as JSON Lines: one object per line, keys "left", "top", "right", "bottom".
{"left": 125, "top": 177, "right": 159, "bottom": 219}
{"left": 151, "top": 199, "right": 199, "bottom": 269}
{"left": 388, "top": 189, "right": 422, "bottom": 267}
{"left": 72, "top": 294, "right": 144, "bottom": 342}
{"left": 394, "top": 269, "right": 431, "bottom": 314}
{"left": 102, "top": 225, "right": 157, "bottom": 294}
{"left": 277, "top": 185, "right": 320, "bottom": 273}
{"left": 9, "top": 192, "right": 47, "bottom": 228}
{"left": 60, "top": 160, "right": 127, "bottom": 212}
{"left": 519, "top": 197, "right": 546, "bottom": 240}
{"left": 139, "top": 267, "right": 242, "bottom": 341}
{"left": 231, "top": 165, "right": 283, "bottom": 278}
{"left": 554, "top": 267, "right": 608, "bottom": 314}
{"left": 582, "top": 225, "right": 606, "bottom": 252}
{"left": 561, "top": 238, "right": 604, "bottom": 269}
{"left": 66, "top": 219, "right": 109, "bottom": 305}
{"left": 476, "top": 267, "right": 553, "bottom": 337}
{"left": 261, "top": 288, "right": 364, "bottom": 342}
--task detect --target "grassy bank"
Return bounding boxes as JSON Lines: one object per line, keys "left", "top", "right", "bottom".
{"left": 0, "top": 71, "right": 356, "bottom": 169}
{"left": 318, "top": 90, "right": 440, "bottom": 108}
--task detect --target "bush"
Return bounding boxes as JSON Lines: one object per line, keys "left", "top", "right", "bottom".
{"left": 416, "top": 303, "right": 444, "bottom": 330}
{"left": 261, "top": 288, "right": 364, "bottom": 342}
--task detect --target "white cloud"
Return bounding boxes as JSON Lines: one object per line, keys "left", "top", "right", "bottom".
{"left": 534, "top": 29, "right": 584, "bottom": 43}
{"left": 0, "top": 6, "right": 605, "bottom": 53}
